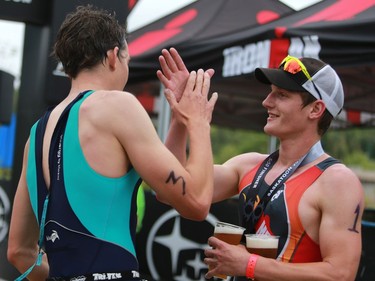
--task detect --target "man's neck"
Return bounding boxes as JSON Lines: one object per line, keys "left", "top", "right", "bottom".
{"left": 277, "top": 136, "right": 322, "bottom": 167}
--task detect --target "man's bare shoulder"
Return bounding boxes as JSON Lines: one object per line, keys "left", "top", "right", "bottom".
{"left": 317, "top": 161, "right": 364, "bottom": 203}
{"left": 88, "top": 90, "right": 137, "bottom": 103}
{"left": 321, "top": 162, "right": 362, "bottom": 187}
{"left": 224, "top": 152, "right": 268, "bottom": 176}
{"left": 225, "top": 152, "right": 268, "bottom": 165}
{"left": 82, "top": 90, "right": 143, "bottom": 116}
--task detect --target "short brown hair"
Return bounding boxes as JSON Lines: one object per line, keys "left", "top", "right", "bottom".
{"left": 300, "top": 91, "right": 333, "bottom": 136}
{"left": 52, "top": 5, "right": 127, "bottom": 78}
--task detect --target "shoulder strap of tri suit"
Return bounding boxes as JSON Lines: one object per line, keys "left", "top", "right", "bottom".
{"left": 14, "top": 91, "right": 92, "bottom": 281}
{"left": 48, "top": 90, "right": 91, "bottom": 188}
{"left": 316, "top": 157, "right": 341, "bottom": 171}
{"left": 15, "top": 108, "right": 54, "bottom": 281}
{"left": 35, "top": 108, "right": 53, "bottom": 220}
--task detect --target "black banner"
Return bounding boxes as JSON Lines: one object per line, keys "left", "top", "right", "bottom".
{"left": 0, "top": 0, "right": 51, "bottom": 25}
{"left": 0, "top": 111, "right": 18, "bottom": 279}
{"left": 0, "top": 180, "right": 19, "bottom": 280}
{"left": 0, "top": 71, "right": 15, "bottom": 124}
{"left": 136, "top": 191, "right": 240, "bottom": 281}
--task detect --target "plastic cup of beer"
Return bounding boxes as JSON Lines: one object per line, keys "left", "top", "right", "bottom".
{"left": 212, "top": 221, "right": 245, "bottom": 279}
{"left": 245, "top": 234, "right": 279, "bottom": 259}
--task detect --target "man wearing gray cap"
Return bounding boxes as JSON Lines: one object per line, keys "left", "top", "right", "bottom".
{"left": 158, "top": 49, "right": 364, "bottom": 281}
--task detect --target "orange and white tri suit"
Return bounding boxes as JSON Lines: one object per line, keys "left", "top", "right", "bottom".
{"left": 238, "top": 157, "right": 339, "bottom": 262}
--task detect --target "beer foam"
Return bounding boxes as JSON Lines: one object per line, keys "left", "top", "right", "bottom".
{"left": 246, "top": 235, "right": 279, "bottom": 249}
{"left": 214, "top": 227, "right": 245, "bottom": 234}
{"left": 214, "top": 223, "right": 245, "bottom": 234}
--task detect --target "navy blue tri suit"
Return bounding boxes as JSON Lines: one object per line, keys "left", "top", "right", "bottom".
{"left": 26, "top": 91, "right": 143, "bottom": 280}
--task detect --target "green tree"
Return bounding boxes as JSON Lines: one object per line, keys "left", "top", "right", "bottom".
{"left": 323, "top": 128, "right": 375, "bottom": 170}
{"left": 211, "top": 126, "right": 375, "bottom": 171}
{"left": 211, "top": 126, "right": 268, "bottom": 164}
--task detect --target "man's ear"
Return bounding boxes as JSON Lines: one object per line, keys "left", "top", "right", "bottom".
{"left": 107, "top": 47, "right": 119, "bottom": 70}
{"left": 309, "top": 100, "right": 326, "bottom": 119}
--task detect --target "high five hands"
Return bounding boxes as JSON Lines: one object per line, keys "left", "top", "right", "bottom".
{"left": 157, "top": 48, "right": 218, "bottom": 126}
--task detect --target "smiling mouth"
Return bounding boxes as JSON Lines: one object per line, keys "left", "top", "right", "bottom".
{"left": 267, "top": 112, "right": 278, "bottom": 119}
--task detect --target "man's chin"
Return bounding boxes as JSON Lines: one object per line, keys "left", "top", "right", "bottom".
{"left": 263, "top": 124, "right": 274, "bottom": 135}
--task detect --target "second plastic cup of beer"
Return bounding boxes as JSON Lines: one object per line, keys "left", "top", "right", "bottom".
{"left": 212, "top": 221, "right": 245, "bottom": 279}
{"left": 245, "top": 234, "right": 279, "bottom": 259}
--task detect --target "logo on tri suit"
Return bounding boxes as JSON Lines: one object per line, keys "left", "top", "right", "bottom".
{"left": 92, "top": 273, "right": 122, "bottom": 280}
{"left": 70, "top": 276, "right": 86, "bottom": 281}
{"left": 46, "top": 229, "right": 60, "bottom": 243}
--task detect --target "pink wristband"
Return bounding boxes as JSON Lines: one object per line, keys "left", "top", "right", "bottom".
{"left": 246, "top": 254, "right": 259, "bottom": 280}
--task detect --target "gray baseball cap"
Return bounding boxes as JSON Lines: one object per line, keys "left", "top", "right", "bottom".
{"left": 255, "top": 56, "right": 344, "bottom": 117}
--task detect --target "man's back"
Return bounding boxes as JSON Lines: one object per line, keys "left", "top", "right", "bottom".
{"left": 28, "top": 90, "right": 142, "bottom": 277}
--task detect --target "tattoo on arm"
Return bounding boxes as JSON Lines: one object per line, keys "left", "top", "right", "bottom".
{"left": 348, "top": 204, "right": 360, "bottom": 233}
{"left": 165, "top": 171, "right": 186, "bottom": 195}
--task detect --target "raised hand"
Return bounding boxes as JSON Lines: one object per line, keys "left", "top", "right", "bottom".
{"left": 157, "top": 48, "right": 214, "bottom": 102}
{"left": 165, "top": 69, "right": 218, "bottom": 126}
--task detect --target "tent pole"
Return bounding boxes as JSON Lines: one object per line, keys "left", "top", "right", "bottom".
{"left": 268, "top": 135, "right": 277, "bottom": 153}
{"left": 157, "top": 83, "right": 170, "bottom": 142}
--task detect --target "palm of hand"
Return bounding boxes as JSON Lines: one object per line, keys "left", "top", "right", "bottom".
{"left": 166, "top": 69, "right": 189, "bottom": 102}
